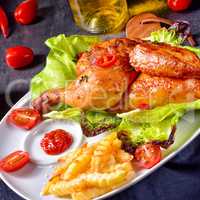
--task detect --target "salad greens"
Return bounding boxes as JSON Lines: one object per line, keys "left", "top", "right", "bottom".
{"left": 148, "top": 28, "right": 200, "bottom": 57}
{"left": 116, "top": 100, "right": 200, "bottom": 150}
{"left": 184, "top": 46, "right": 200, "bottom": 57}
{"left": 83, "top": 111, "right": 121, "bottom": 127}
{"left": 43, "top": 107, "right": 82, "bottom": 122}
{"left": 44, "top": 109, "right": 121, "bottom": 137}
{"left": 43, "top": 100, "right": 200, "bottom": 145}
{"left": 147, "top": 28, "right": 184, "bottom": 45}
{"left": 117, "top": 116, "right": 176, "bottom": 151}
{"left": 30, "top": 34, "right": 100, "bottom": 100}
{"left": 117, "top": 100, "right": 200, "bottom": 124}
{"left": 81, "top": 111, "right": 121, "bottom": 137}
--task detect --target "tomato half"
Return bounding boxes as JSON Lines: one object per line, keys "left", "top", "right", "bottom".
{"left": 40, "top": 129, "right": 73, "bottom": 155}
{"left": 0, "top": 151, "right": 30, "bottom": 172}
{"left": 134, "top": 143, "right": 162, "bottom": 169}
{"left": 14, "top": 0, "right": 38, "bottom": 25}
{"left": 7, "top": 108, "right": 41, "bottom": 130}
{"left": 95, "top": 53, "right": 116, "bottom": 67}
{"left": 6, "top": 46, "right": 34, "bottom": 69}
{"left": 167, "top": 0, "right": 192, "bottom": 12}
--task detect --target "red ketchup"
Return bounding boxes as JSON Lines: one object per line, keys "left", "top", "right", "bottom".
{"left": 40, "top": 129, "right": 73, "bottom": 155}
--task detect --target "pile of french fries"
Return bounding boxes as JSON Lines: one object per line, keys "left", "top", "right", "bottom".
{"left": 41, "top": 132, "right": 135, "bottom": 200}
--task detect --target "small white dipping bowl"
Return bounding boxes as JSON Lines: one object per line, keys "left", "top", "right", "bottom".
{"left": 23, "top": 119, "right": 83, "bottom": 165}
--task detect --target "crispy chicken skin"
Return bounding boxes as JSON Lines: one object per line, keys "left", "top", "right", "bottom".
{"left": 33, "top": 69, "right": 130, "bottom": 112}
{"left": 130, "top": 42, "right": 200, "bottom": 79}
{"left": 127, "top": 74, "right": 200, "bottom": 110}
{"left": 32, "top": 38, "right": 138, "bottom": 112}
{"left": 76, "top": 38, "right": 139, "bottom": 75}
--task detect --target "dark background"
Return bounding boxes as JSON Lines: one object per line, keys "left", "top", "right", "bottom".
{"left": 0, "top": 0, "right": 200, "bottom": 200}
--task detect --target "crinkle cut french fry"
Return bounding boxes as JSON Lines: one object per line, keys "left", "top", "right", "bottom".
{"left": 58, "top": 143, "right": 88, "bottom": 163}
{"left": 49, "top": 179, "right": 84, "bottom": 196}
{"left": 43, "top": 144, "right": 90, "bottom": 195}
{"left": 104, "top": 162, "right": 133, "bottom": 173}
{"left": 42, "top": 132, "right": 135, "bottom": 199}
{"left": 105, "top": 132, "right": 119, "bottom": 143}
{"left": 82, "top": 170, "right": 126, "bottom": 187}
{"left": 115, "top": 149, "right": 134, "bottom": 163}
{"left": 90, "top": 141, "right": 112, "bottom": 172}
{"left": 50, "top": 171, "right": 125, "bottom": 195}
{"left": 49, "top": 163, "right": 131, "bottom": 196}
{"left": 106, "top": 154, "right": 116, "bottom": 167}
{"left": 112, "top": 138, "right": 122, "bottom": 150}
{"left": 71, "top": 187, "right": 112, "bottom": 200}
{"left": 54, "top": 145, "right": 87, "bottom": 176}
{"left": 71, "top": 191, "right": 90, "bottom": 200}
{"left": 90, "top": 132, "right": 119, "bottom": 172}
{"left": 63, "top": 146, "right": 94, "bottom": 180}
{"left": 41, "top": 176, "right": 60, "bottom": 196}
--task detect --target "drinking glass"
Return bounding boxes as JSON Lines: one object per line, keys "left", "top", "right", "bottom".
{"left": 68, "top": 0, "right": 129, "bottom": 33}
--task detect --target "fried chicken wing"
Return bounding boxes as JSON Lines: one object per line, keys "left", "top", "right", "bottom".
{"left": 32, "top": 38, "right": 138, "bottom": 113}
{"left": 130, "top": 42, "right": 200, "bottom": 79}
{"left": 127, "top": 74, "right": 200, "bottom": 110}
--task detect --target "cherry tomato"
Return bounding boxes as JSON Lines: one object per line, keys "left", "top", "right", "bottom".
{"left": 40, "top": 129, "right": 73, "bottom": 155}
{"left": 0, "top": 151, "right": 30, "bottom": 172}
{"left": 95, "top": 53, "right": 116, "bottom": 67}
{"left": 14, "top": 0, "right": 38, "bottom": 25}
{"left": 6, "top": 46, "right": 34, "bottom": 69}
{"left": 7, "top": 108, "right": 41, "bottom": 130}
{"left": 167, "top": 0, "right": 192, "bottom": 12}
{"left": 134, "top": 143, "right": 162, "bottom": 169}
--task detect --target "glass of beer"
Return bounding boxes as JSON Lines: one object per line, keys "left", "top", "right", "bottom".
{"left": 68, "top": 0, "right": 129, "bottom": 33}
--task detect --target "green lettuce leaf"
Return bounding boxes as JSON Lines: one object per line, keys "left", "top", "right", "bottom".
{"left": 43, "top": 109, "right": 121, "bottom": 137}
{"left": 117, "top": 100, "right": 200, "bottom": 149}
{"left": 43, "top": 107, "right": 82, "bottom": 122}
{"left": 147, "top": 28, "right": 200, "bottom": 57}
{"left": 30, "top": 34, "right": 100, "bottom": 99}
{"left": 184, "top": 46, "right": 200, "bottom": 57}
{"left": 146, "top": 28, "right": 184, "bottom": 45}
{"left": 117, "top": 100, "right": 200, "bottom": 123}
{"left": 81, "top": 111, "right": 121, "bottom": 136}
{"left": 118, "top": 116, "right": 176, "bottom": 146}
{"left": 81, "top": 111, "right": 121, "bottom": 137}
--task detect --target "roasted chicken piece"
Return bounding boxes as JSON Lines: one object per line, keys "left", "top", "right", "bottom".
{"left": 32, "top": 38, "right": 200, "bottom": 113}
{"left": 33, "top": 68, "right": 132, "bottom": 112}
{"left": 126, "top": 74, "right": 200, "bottom": 110}
{"left": 130, "top": 42, "right": 200, "bottom": 79}
{"left": 32, "top": 38, "right": 138, "bottom": 113}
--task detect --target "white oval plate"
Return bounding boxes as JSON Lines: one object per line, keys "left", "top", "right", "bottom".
{"left": 0, "top": 93, "right": 200, "bottom": 200}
